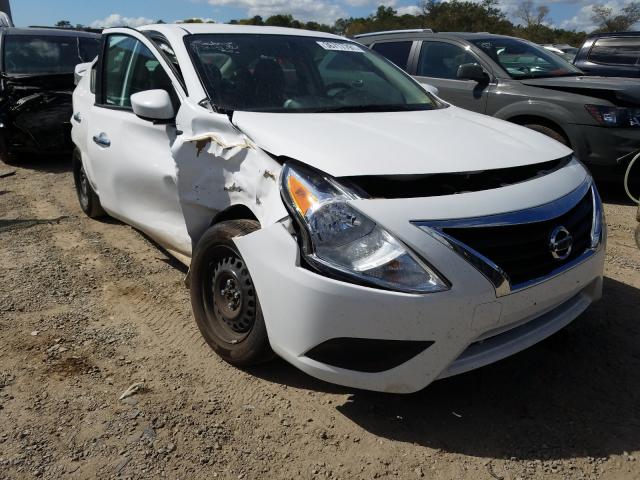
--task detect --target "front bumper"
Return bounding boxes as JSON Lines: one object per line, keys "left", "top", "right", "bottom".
{"left": 235, "top": 162, "right": 605, "bottom": 393}
{"left": 569, "top": 124, "right": 640, "bottom": 168}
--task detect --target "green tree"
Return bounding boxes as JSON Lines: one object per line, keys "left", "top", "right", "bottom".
{"left": 236, "top": 15, "right": 264, "bottom": 26}
{"left": 265, "top": 14, "right": 295, "bottom": 27}
{"left": 420, "top": 0, "right": 513, "bottom": 34}
{"left": 591, "top": 2, "right": 640, "bottom": 32}
{"left": 55, "top": 20, "right": 72, "bottom": 28}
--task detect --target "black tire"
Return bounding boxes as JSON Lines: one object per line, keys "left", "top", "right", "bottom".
{"left": 190, "top": 219, "right": 273, "bottom": 366}
{"left": 72, "top": 149, "right": 105, "bottom": 218}
{"left": 523, "top": 123, "right": 569, "bottom": 147}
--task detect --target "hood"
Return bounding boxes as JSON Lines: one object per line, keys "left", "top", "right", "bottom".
{"left": 520, "top": 76, "right": 640, "bottom": 106}
{"left": 233, "top": 106, "right": 571, "bottom": 178}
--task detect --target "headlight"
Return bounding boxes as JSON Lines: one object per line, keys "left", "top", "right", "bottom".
{"left": 585, "top": 104, "right": 640, "bottom": 127}
{"left": 280, "top": 162, "right": 449, "bottom": 294}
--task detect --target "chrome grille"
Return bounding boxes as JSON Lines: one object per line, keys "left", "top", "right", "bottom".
{"left": 413, "top": 179, "right": 603, "bottom": 297}
{"left": 441, "top": 190, "right": 593, "bottom": 285}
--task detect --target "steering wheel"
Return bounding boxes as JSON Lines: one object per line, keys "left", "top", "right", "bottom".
{"left": 325, "top": 82, "right": 352, "bottom": 98}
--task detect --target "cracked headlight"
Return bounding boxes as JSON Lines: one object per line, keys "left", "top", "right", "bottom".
{"left": 281, "top": 162, "right": 449, "bottom": 294}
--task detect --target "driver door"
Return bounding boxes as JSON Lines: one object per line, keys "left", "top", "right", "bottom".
{"left": 86, "top": 31, "right": 191, "bottom": 255}
{"left": 412, "top": 40, "right": 490, "bottom": 113}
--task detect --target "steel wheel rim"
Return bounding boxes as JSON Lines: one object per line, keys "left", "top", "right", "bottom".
{"left": 202, "top": 246, "right": 257, "bottom": 344}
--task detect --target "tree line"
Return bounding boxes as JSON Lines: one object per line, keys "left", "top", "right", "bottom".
{"left": 56, "top": 0, "right": 640, "bottom": 47}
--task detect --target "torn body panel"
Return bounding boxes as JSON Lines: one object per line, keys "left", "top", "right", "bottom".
{"left": 0, "top": 73, "right": 75, "bottom": 158}
{"left": 171, "top": 102, "right": 287, "bottom": 251}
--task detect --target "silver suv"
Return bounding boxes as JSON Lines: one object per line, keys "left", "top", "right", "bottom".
{"left": 357, "top": 30, "right": 640, "bottom": 177}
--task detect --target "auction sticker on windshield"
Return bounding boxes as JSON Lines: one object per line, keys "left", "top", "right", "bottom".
{"left": 316, "top": 41, "right": 363, "bottom": 52}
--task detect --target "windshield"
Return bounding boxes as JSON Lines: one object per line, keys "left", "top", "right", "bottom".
{"left": 471, "top": 38, "right": 582, "bottom": 79}
{"left": 3, "top": 34, "right": 100, "bottom": 75}
{"left": 185, "top": 34, "right": 442, "bottom": 113}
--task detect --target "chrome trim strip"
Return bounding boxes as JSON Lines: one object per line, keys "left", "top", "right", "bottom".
{"left": 412, "top": 178, "right": 603, "bottom": 298}
{"left": 416, "top": 177, "right": 592, "bottom": 229}
{"left": 425, "top": 227, "right": 512, "bottom": 297}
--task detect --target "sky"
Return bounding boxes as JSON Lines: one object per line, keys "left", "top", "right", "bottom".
{"left": 8, "top": 0, "right": 638, "bottom": 33}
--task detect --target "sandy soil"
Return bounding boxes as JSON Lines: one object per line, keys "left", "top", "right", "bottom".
{"left": 1, "top": 157, "right": 639, "bottom": 480}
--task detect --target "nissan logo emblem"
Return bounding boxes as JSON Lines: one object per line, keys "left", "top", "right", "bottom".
{"left": 549, "top": 226, "right": 573, "bottom": 261}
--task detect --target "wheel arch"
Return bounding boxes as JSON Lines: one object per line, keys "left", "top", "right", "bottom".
{"left": 210, "top": 204, "right": 260, "bottom": 228}
{"left": 494, "top": 101, "right": 574, "bottom": 146}
{"left": 506, "top": 114, "right": 571, "bottom": 146}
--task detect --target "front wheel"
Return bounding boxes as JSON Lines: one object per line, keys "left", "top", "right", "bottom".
{"left": 72, "top": 149, "right": 105, "bottom": 218}
{"left": 190, "top": 220, "right": 273, "bottom": 366}
{"left": 523, "top": 123, "right": 569, "bottom": 147}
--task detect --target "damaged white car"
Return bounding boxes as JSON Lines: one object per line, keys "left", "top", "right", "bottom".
{"left": 71, "top": 24, "right": 605, "bottom": 393}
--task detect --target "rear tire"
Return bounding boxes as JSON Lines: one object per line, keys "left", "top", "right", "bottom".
{"left": 72, "top": 149, "right": 105, "bottom": 218}
{"left": 523, "top": 123, "right": 569, "bottom": 147}
{"left": 190, "top": 220, "right": 273, "bottom": 366}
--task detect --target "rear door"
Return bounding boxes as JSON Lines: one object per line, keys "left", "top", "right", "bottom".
{"left": 87, "top": 30, "right": 191, "bottom": 255}
{"left": 411, "top": 40, "right": 491, "bottom": 113}
{"left": 579, "top": 36, "right": 640, "bottom": 77}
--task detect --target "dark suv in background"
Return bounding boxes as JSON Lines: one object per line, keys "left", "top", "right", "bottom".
{"left": 574, "top": 32, "right": 640, "bottom": 78}
{"left": 356, "top": 30, "right": 640, "bottom": 176}
{"left": 0, "top": 27, "right": 101, "bottom": 161}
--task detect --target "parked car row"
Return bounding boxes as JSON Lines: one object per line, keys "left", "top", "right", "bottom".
{"left": 357, "top": 29, "right": 640, "bottom": 176}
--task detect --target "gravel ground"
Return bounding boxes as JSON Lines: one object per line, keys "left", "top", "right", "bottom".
{"left": 0, "top": 157, "right": 639, "bottom": 480}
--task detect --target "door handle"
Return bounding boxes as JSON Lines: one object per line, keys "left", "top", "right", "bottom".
{"left": 72, "top": 112, "right": 82, "bottom": 123}
{"left": 93, "top": 132, "right": 111, "bottom": 148}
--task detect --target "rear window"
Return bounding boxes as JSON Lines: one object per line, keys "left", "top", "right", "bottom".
{"left": 371, "top": 41, "right": 413, "bottom": 69}
{"left": 588, "top": 37, "right": 640, "bottom": 66}
{"left": 3, "top": 34, "right": 99, "bottom": 75}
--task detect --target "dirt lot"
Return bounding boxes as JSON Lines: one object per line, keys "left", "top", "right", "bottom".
{"left": 0, "top": 157, "right": 639, "bottom": 480}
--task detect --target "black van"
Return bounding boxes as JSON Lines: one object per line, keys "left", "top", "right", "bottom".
{"left": 574, "top": 32, "right": 640, "bottom": 78}
{"left": 0, "top": 27, "right": 101, "bottom": 161}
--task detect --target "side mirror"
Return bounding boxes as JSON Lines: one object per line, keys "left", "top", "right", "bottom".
{"left": 456, "top": 63, "right": 488, "bottom": 83}
{"left": 131, "top": 89, "right": 175, "bottom": 122}
{"left": 419, "top": 82, "right": 439, "bottom": 96}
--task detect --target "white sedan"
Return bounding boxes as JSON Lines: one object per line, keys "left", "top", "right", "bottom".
{"left": 71, "top": 24, "right": 605, "bottom": 393}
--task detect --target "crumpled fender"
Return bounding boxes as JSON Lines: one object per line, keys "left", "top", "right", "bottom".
{"left": 171, "top": 102, "right": 288, "bottom": 247}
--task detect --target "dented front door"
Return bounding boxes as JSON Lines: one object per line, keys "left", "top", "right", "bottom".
{"left": 88, "top": 32, "right": 191, "bottom": 255}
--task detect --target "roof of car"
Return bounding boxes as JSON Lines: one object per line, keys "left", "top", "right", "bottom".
{"left": 355, "top": 30, "right": 521, "bottom": 42}
{"left": 0, "top": 27, "right": 100, "bottom": 38}
{"left": 140, "top": 23, "right": 344, "bottom": 40}
{"left": 586, "top": 31, "right": 640, "bottom": 38}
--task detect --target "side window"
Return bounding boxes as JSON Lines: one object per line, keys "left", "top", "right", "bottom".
{"left": 102, "top": 35, "right": 174, "bottom": 108}
{"left": 3, "top": 34, "right": 82, "bottom": 74}
{"left": 371, "top": 41, "right": 413, "bottom": 69}
{"left": 417, "top": 41, "right": 479, "bottom": 79}
{"left": 588, "top": 37, "right": 640, "bottom": 66}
